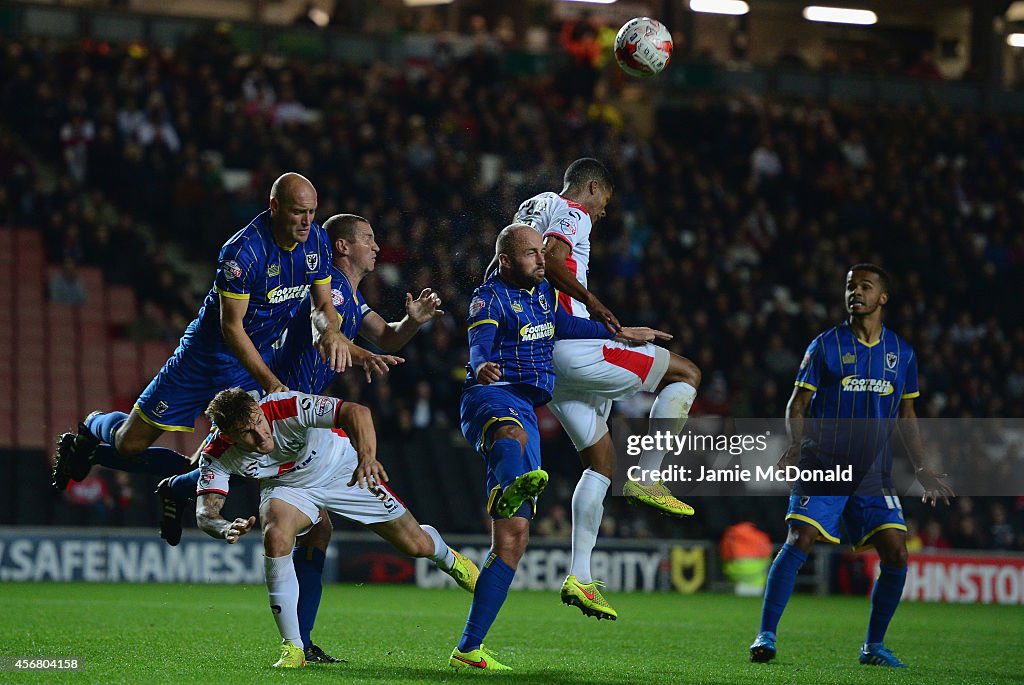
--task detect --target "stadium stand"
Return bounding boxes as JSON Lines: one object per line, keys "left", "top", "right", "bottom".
{"left": 0, "top": 26, "right": 1020, "bottom": 547}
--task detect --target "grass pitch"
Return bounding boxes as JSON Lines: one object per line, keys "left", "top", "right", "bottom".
{"left": 1, "top": 583, "right": 1021, "bottom": 684}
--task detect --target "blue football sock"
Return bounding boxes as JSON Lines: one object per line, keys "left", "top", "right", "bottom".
{"left": 90, "top": 444, "right": 190, "bottom": 477}
{"left": 457, "top": 552, "right": 516, "bottom": 652}
{"left": 866, "top": 564, "right": 907, "bottom": 644}
{"left": 85, "top": 411, "right": 128, "bottom": 444}
{"left": 168, "top": 469, "right": 202, "bottom": 502}
{"left": 294, "top": 546, "right": 327, "bottom": 648}
{"left": 85, "top": 411, "right": 190, "bottom": 477}
{"left": 488, "top": 438, "right": 527, "bottom": 490}
{"left": 759, "top": 543, "right": 808, "bottom": 635}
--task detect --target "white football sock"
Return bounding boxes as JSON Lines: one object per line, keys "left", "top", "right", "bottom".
{"left": 639, "top": 382, "right": 697, "bottom": 485}
{"left": 569, "top": 468, "right": 610, "bottom": 584}
{"left": 421, "top": 524, "right": 455, "bottom": 570}
{"left": 264, "top": 554, "right": 302, "bottom": 648}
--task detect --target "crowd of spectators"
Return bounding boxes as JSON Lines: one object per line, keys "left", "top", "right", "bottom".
{"left": 0, "top": 30, "right": 1022, "bottom": 545}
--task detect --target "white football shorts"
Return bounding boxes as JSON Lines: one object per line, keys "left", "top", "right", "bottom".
{"left": 549, "top": 339, "right": 670, "bottom": 450}
{"left": 260, "top": 478, "right": 407, "bottom": 533}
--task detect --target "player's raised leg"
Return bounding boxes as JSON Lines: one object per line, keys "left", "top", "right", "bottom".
{"left": 627, "top": 352, "right": 700, "bottom": 511}
{"left": 53, "top": 409, "right": 191, "bottom": 490}
{"left": 367, "top": 511, "right": 479, "bottom": 593}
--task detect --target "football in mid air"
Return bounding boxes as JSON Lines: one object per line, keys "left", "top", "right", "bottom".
{"left": 613, "top": 17, "right": 673, "bottom": 78}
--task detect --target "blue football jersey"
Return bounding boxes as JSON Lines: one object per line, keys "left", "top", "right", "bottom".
{"left": 188, "top": 209, "right": 332, "bottom": 354}
{"left": 272, "top": 265, "right": 371, "bottom": 394}
{"left": 794, "top": 322, "right": 919, "bottom": 481}
{"left": 465, "top": 275, "right": 611, "bottom": 405}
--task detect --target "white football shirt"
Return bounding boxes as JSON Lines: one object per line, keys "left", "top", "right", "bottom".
{"left": 514, "top": 191, "right": 593, "bottom": 318}
{"left": 197, "top": 391, "right": 354, "bottom": 494}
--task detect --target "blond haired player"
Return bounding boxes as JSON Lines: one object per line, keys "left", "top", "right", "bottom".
{"left": 195, "top": 388, "right": 477, "bottom": 667}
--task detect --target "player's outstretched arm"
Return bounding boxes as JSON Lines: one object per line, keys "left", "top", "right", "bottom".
{"left": 359, "top": 289, "right": 445, "bottom": 353}
{"left": 543, "top": 237, "right": 620, "bottom": 332}
{"left": 220, "top": 294, "right": 288, "bottom": 394}
{"left": 196, "top": 493, "right": 256, "bottom": 543}
{"left": 615, "top": 327, "right": 673, "bottom": 344}
{"left": 897, "top": 398, "right": 954, "bottom": 507}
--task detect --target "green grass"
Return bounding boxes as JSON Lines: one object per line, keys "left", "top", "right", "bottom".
{"left": 1, "top": 583, "right": 1022, "bottom": 684}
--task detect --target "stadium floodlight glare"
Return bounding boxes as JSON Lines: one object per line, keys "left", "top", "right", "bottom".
{"left": 802, "top": 6, "right": 878, "bottom": 25}
{"left": 1008, "top": 33, "right": 1024, "bottom": 48}
{"left": 402, "top": 0, "right": 454, "bottom": 6}
{"left": 689, "top": 0, "right": 750, "bottom": 15}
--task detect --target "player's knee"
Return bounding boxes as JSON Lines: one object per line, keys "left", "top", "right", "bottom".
{"left": 114, "top": 428, "right": 151, "bottom": 456}
{"left": 786, "top": 524, "right": 817, "bottom": 553}
{"left": 493, "top": 520, "right": 530, "bottom": 562}
{"left": 580, "top": 436, "right": 614, "bottom": 477}
{"left": 492, "top": 424, "right": 528, "bottom": 450}
{"left": 665, "top": 355, "right": 701, "bottom": 389}
{"left": 262, "top": 522, "right": 296, "bottom": 557}
{"left": 114, "top": 417, "right": 162, "bottom": 456}
{"left": 878, "top": 542, "right": 908, "bottom": 568}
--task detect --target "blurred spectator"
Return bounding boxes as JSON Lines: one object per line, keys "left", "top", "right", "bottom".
{"left": 49, "top": 257, "right": 88, "bottom": 305}
{"left": 905, "top": 519, "right": 923, "bottom": 553}
{"left": 60, "top": 104, "right": 94, "bottom": 185}
{"left": 65, "top": 472, "right": 115, "bottom": 525}
{"left": 948, "top": 514, "right": 988, "bottom": 549}
{"left": 750, "top": 136, "right": 783, "bottom": 183}
{"left": 536, "top": 503, "right": 572, "bottom": 539}
{"left": 775, "top": 39, "right": 807, "bottom": 70}
{"left": 919, "top": 519, "right": 951, "bottom": 549}
{"left": 988, "top": 501, "right": 1016, "bottom": 550}
{"left": 908, "top": 50, "right": 943, "bottom": 82}
{"left": 411, "top": 379, "right": 435, "bottom": 430}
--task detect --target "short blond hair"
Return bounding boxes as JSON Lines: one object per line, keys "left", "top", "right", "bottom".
{"left": 205, "top": 388, "right": 260, "bottom": 435}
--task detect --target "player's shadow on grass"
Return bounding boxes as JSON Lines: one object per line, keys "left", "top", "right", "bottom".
{"left": 333, "top": 664, "right": 739, "bottom": 684}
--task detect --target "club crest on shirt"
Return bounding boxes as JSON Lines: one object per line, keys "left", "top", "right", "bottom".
{"left": 511, "top": 302, "right": 523, "bottom": 313}
{"left": 315, "top": 397, "right": 333, "bottom": 416}
{"left": 221, "top": 260, "right": 242, "bottom": 281}
{"left": 267, "top": 263, "right": 280, "bottom": 278}
{"left": 886, "top": 352, "right": 898, "bottom": 370}
{"left": 153, "top": 400, "right": 169, "bottom": 417}
{"left": 558, "top": 217, "right": 578, "bottom": 235}
{"left": 538, "top": 293, "right": 549, "bottom": 312}
{"left": 332, "top": 288, "right": 345, "bottom": 307}
{"left": 470, "top": 296, "right": 487, "bottom": 317}
{"left": 305, "top": 253, "right": 319, "bottom": 272}
{"left": 842, "top": 352, "right": 857, "bottom": 365}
